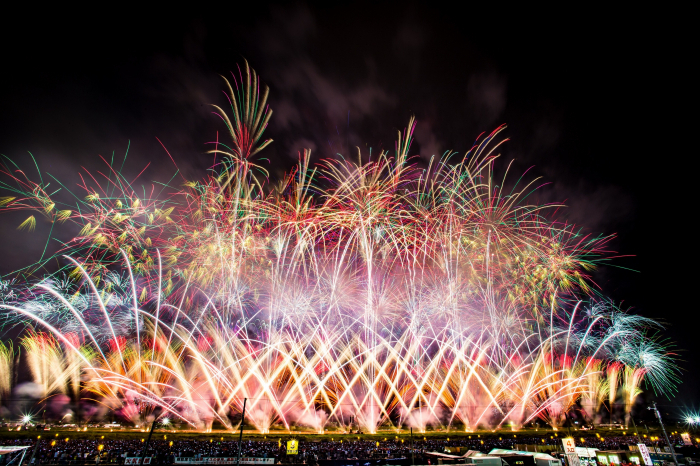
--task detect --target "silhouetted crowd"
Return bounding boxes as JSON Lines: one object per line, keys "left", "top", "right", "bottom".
{"left": 0, "top": 435, "right": 684, "bottom": 466}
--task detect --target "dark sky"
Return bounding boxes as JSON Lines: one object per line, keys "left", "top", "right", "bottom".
{"left": 0, "top": 4, "right": 692, "bottom": 420}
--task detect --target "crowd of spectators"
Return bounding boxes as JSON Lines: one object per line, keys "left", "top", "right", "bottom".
{"left": 0, "top": 435, "right": 687, "bottom": 466}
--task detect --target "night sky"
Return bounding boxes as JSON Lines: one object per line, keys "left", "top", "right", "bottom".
{"left": 0, "top": 4, "right": 692, "bottom": 420}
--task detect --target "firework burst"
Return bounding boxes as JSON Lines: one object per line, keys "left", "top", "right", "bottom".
{"left": 0, "top": 63, "right": 679, "bottom": 432}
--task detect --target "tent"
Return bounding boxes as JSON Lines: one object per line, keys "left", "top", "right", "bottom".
{"left": 426, "top": 451, "right": 487, "bottom": 459}
{"left": 488, "top": 449, "right": 557, "bottom": 461}
{"left": 0, "top": 446, "right": 31, "bottom": 465}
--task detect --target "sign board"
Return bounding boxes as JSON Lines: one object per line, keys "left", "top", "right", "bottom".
{"left": 562, "top": 438, "right": 576, "bottom": 455}
{"left": 681, "top": 433, "right": 692, "bottom": 446}
{"left": 637, "top": 444, "right": 652, "bottom": 466}
{"left": 287, "top": 440, "right": 298, "bottom": 455}
{"left": 562, "top": 438, "right": 580, "bottom": 466}
{"left": 125, "top": 458, "right": 152, "bottom": 465}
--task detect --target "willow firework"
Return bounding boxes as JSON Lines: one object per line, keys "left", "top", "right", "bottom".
{"left": 0, "top": 62, "right": 679, "bottom": 432}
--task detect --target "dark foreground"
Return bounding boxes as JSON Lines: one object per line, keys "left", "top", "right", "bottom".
{"left": 2, "top": 434, "right": 699, "bottom": 466}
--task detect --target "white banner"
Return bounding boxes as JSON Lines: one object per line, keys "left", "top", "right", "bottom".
{"left": 637, "top": 444, "right": 652, "bottom": 466}
{"left": 562, "top": 438, "right": 576, "bottom": 455}
{"left": 175, "top": 459, "right": 274, "bottom": 465}
{"left": 562, "top": 438, "right": 579, "bottom": 466}
{"left": 566, "top": 454, "right": 581, "bottom": 466}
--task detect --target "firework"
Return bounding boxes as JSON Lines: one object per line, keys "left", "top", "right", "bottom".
{"left": 0, "top": 340, "right": 13, "bottom": 404}
{"left": 683, "top": 411, "right": 700, "bottom": 426}
{"left": 0, "top": 63, "right": 679, "bottom": 432}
